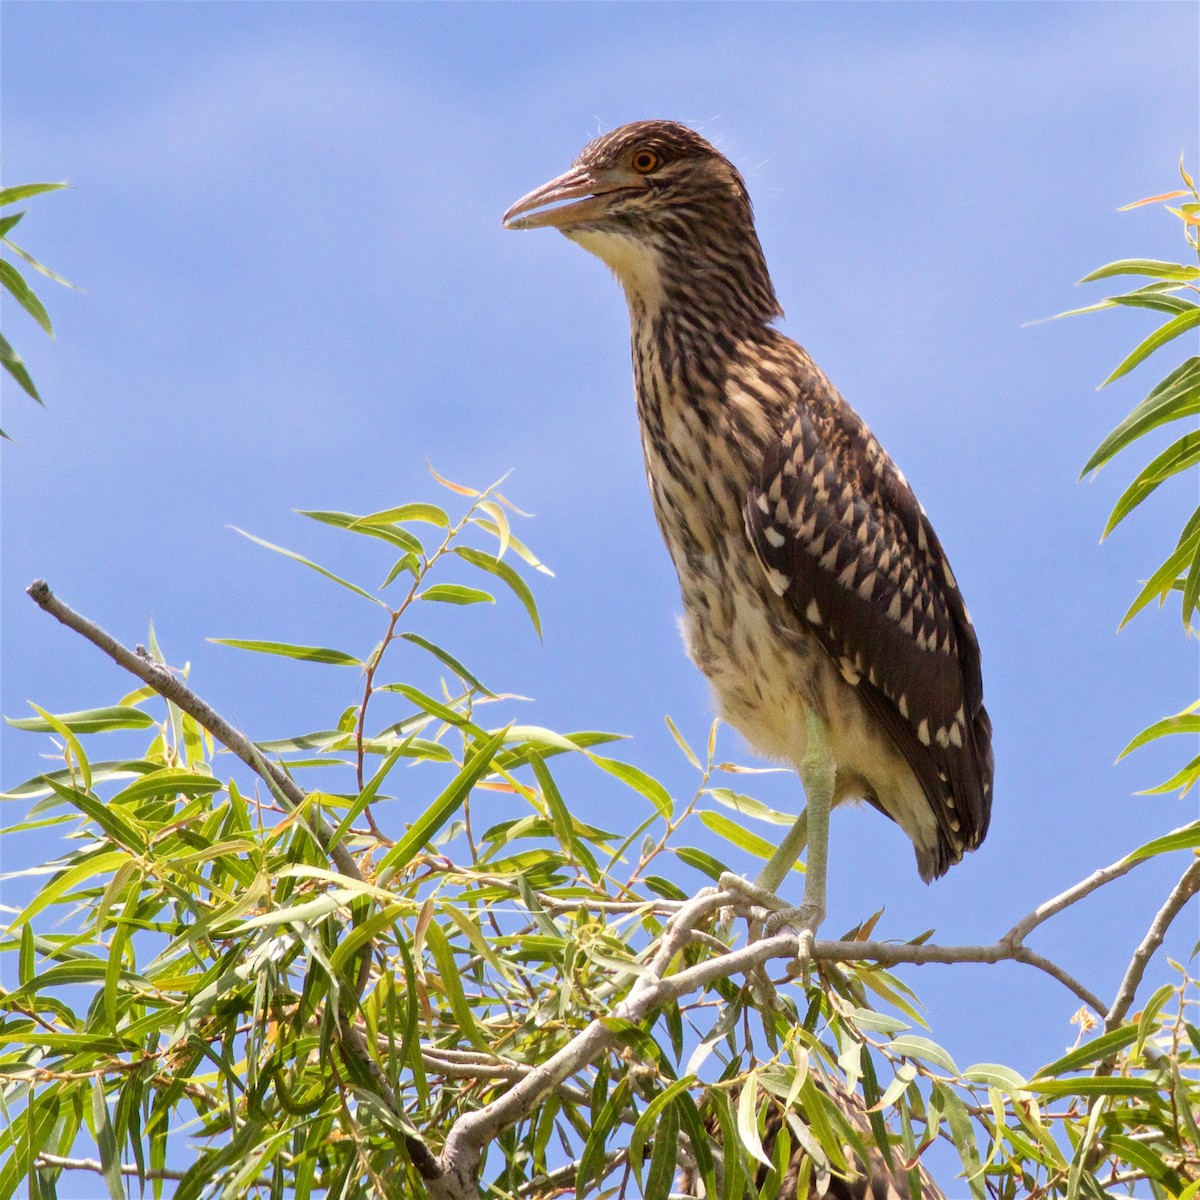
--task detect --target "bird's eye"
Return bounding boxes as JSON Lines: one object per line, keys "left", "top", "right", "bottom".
{"left": 631, "top": 149, "right": 660, "bottom": 174}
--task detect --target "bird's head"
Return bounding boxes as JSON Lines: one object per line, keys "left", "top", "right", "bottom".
{"left": 504, "top": 120, "right": 781, "bottom": 324}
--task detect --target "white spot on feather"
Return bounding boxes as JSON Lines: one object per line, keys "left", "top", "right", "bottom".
{"left": 917, "top": 718, "right": 931, "bottom": 746}
{"left": 766, "top": 568, "right": 790, "bottom": 596}
{"left": 805, "top": 599, "right": 821, "bottom": 624}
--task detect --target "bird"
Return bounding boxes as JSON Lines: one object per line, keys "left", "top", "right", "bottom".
{"left": 503, "top": 120, "right": 993, "bottom": 944}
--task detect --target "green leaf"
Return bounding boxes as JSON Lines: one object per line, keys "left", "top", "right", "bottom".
{"left": 706, "top": 787, "right": 798, "bottom": 825}
{"left": 377, "top": 727, "right": 507, "bottom": 877}
{"left": 229, "top": 527, "right": 383, "bottom": 604}
{"left": 455, "top": 545, "right": 541, "bottom": 636}
{"left": 0, "top": 182, "right": 68, "bottom": 206}
{"left": 351, "top": 502, "right": 449, "bottom": 528}
{"left": 644, "top": 1099, "right": 680, "bottom": 1200}
{"left": 398, "top": 632, "right": 494, "bottom": 696}
{"left": 1029, "top": 1076, "right": 1160, "bottom": 1098}
{"left": 592, "top": 756, "right": 672, "bottom": 817}
{"left": 1083, "top": 357, "right": 1200, "bottom": 475}
{"left": 1101, "top": 307, "right": 1200, "bottom": 386}
{"left": 418, "top": 583, "right": 495, "bottom": 606}
{"left": 424, "top": 920, "right": 492, "bottom": 1054}
{"left": 961, "top": 1062, "right": 1027, "bottom": 1091}
{"left": 1079, "top": 258, "right": 1200, "bottom": 283}
{"left": 934, "top": 1082, "right": 985, "bottom": 1200}
{"left": 1034, "top": 1025, "right": 1139, "bottom": 1077}
{"left": 6, "top": 705, "right": 155, "bottom": 734}
{"left": 92, "top": 1078, "right": 125, "bottom": 1200}
{"left": 1103, "top": 430, "right": 1200, "bottom": 537}
{"left": 0, "top": 329, "right": 39, "bottom": 401}
{"left": 887, "top": 1035, "right": 959, "bottom": 1075}
{"left": 576, "top": 1077, "right": 629, "bottom": 1198}
{"left": 0, "top": 259, "right": 53, "bottom": 335}
{"left": 209, "top": 638, "right": 362, "bottom": 666}
{"left": 675, "top": 846, "right": 731, "bottom": 882}
{"left": 629, "top": 1076, "right": 697, "bottom": 1191}
{"left": 1125, "top": 818, "right": 1200, "bottom": 861}
{"left": 700, "top": 809, "right": 795, "bottom": 863}
{"left": 0, "top": 212, "right": 25, "bottom": 239}
{"left": 297, "top": 508, "right": 423, "bottom": 554}
{"left": 1119, "top": 524, "right": 1200, "bottom": 628}
{"left": 737, "top": 1070, "right": 775, "bottom": 1168}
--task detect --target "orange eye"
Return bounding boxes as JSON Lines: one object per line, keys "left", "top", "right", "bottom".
{"left": 631, "top": 149, "right": 660, "bottom": 174}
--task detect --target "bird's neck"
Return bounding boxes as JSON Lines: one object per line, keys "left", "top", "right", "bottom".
{"left": 568, "top": 225, "right": 781, "bottom": 334}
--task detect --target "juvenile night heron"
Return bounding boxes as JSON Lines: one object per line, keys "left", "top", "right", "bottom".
{"left": 504, "top": 121, "right": 993, "bottom": 947}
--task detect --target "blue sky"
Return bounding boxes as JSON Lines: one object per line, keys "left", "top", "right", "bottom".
{"left": 3, "top": 0, "right": 1198, "bottom": 1180}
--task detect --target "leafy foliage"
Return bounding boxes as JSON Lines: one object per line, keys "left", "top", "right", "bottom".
{"left": 1, "top": 468, "right": 1197, "bottom": 1200}
{"left": 0, "top": 182, "right": 75, "bottom": 437}
{"left": 1062, "top": 159, "right": 1200, "bottom": 800}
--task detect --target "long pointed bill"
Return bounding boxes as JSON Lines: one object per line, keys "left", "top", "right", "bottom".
{"left": 503, "top": 165, "right": 640, "bottom": 231}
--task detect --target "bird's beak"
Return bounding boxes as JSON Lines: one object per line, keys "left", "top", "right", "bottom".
{"left": 503, "top": 165, "right": 641, "bottom": 231}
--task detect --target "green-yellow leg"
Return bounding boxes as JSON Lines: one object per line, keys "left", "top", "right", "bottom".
{"left": 720, "top": 710, "right": 835, "bottom": 966}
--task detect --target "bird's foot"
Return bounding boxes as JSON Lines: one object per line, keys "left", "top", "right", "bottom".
{"left": 763, "top": 902, "right": 824, "bottom": 980}
{"left": 718, "top": 873, "right": 824, "bottom": 979}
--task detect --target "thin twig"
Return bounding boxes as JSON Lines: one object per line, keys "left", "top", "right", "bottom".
{"left": 1107, "top": 858, "right": 1200, "bottom": 1031}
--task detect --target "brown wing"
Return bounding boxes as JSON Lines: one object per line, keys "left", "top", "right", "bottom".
{"left": 745, "top": 388, "right": 992, "bottom": 878}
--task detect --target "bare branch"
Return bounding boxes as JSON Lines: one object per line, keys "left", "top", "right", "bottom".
{"left": 25, "top": 580, "right": 362, "bottom": 884}
{"left": 1106, "top": 858, "right": 1200, "bottom": 1031}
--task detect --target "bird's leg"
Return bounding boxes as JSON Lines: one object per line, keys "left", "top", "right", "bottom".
{"left": 720, "top": 710, "right": 834, "bottom": 971}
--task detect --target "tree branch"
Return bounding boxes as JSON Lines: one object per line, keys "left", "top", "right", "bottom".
{"left": 26, "top": 580, "right": 447, "bottom": 1188}
{"left": 1106, "top": 857, "right": 1200, "bottom": 1031}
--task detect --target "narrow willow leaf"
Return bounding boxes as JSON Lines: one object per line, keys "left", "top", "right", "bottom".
{"left": 0, "top": 182, "right": 68, "bottom": 206}
{"left": 1101, "top": 307, "right": 1200, "bottom": 386}
{"left": 576, "top": 1078, "right": 629, "bottom": 1198}
{"left": 455, "top": 545, "right": 541, "bottom": 636}
{"left": 28, "top": 702, "right": 91, "bottom": 790}
{"left": 1034, "top": 1025, "right": 1139, "bottom": 1076}
{"left": 1082, "top": 356, "right": 1200, "bottom": 474}
{"left": 1119, "top": 527, "right": 1200, "bottom": 628}
{"left": 736, "top": 1070, "right": 774, "bottom": 1168}
{"left": 664, "top": 715, "right": 701, "bottom": 769}
{"left": 644, "top": 1099, "right": 680, "bottom": 1200}
{"left": 700, "top": 809, "right": 787, "bottom": 862}
{"left": 675, "top": 846, "right": 730, "bottom": 881}
{"left": 418, "top": 583, "right": 495, "bottom": 606}
{"left": 229, "top": 527, "right": 382, "bottom": 604}
{"left": 628, "top": 1076, "right": 697, "bottom": 1190}
{"left": 1120, "top": 710, "right": 1200, "bottom": 766}
{"left": 376, "top": 727, "right": 507, "bottom": 877}
{"left": 6, "top": 705, "right": 154, "bottom": 734}
{"left": 1079, "top": 258, "right": 1200, "bottom": 283}
{"left": 1029, "top": 1076, "right": 1160, "bottom": 1098}
{"left": 887, "top": 1035, "right": 959, "bottom": 1075}
{"left": 109, "top": 769, "right": 221, "bottom": 805}
{"left": 934, "top": 1083, "right": 985, "bottom": 1200}
{"left": 592, "top": 756, "right": 672, "bottom": 816}
{"left": 91, "top": 1079, "right": 125, "bottom": 1200}
{"left": 426, "top": 462, "right": 479, "bottom": 497}
{"left": 1136, "top": 753, "right": 1200, "bottom": 797}
{"left": 297, "top": 508, "right": 423, "bottom": 554}
{"left": 423, "top": 920, "right": 492, "bottom": 1053}
{"left": 209, "top": 638, "right": 362, "bottom": 666}
{"left": 706, "top": 788, "right": 798, "bottom": 825}
{"left": 472, "top": 519, "right": 553, "bottom": 574}
{"left": 351, "top": 502, "right": 449, "bottom": 528}
{"left": 0, "top": 259, "right": 53, "bottom": 334}
{"left": 962, "top": 1063, "right": 1027, "bottom": 1091}
{"left": 0, "top": 329, "right": 40, "bottom": 400}
{"left": 379, "top": 683, "right": 476, "bottom": 728}
{"left": 0, "top": 212, "right": 24, "bottom": 239}
{"left": 1103, "top": 430, "right": 1200, "bottom": 537}
{"left": 399, "top": 631, "right": 494, "bottom": 695}
{"left": 1135, "top": 982, "right": 1176, "bottom": 1054}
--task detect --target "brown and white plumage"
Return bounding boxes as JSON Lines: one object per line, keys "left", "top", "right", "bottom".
{"left": 504, "top": 120, "right": 993, "bottom": 882}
